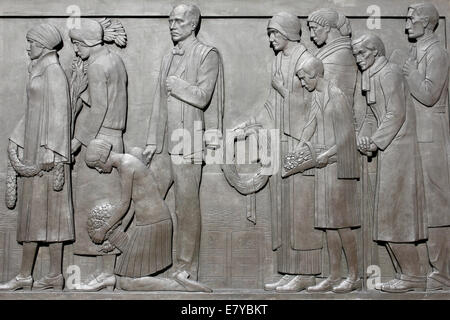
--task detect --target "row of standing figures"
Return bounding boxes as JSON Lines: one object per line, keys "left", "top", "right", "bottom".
{"left": 0, "top": 3, "right": 449, "bottom": 294}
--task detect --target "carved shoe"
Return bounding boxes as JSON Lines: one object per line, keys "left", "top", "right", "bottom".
{"left": 73, "top": 272, "right": 116, "bottom": 292}
{"left": 264, "top": 274, "right": 292, "bottom": 291}
{"left": 0, "top": 275, "right": 33, "bottom": 291}
{"left": 33, "top": 274, "right": 64, "bottom": 291}
{"left": 381, "top": 278, "right": 426, "bottom": 293}
{"left": 276, "top": 276, "right": 315, "bottom": 293}
{"left": 332, "top": 278, "right": 362, "bottom": 293}
{"left": 307, "top": 277, "right": 341, "bottom": 293}
{"left": 174, "top": 270, "right": 213, "bottom": 293}
{"left": 427, "top": 272, "right": 450, "bottom": 291}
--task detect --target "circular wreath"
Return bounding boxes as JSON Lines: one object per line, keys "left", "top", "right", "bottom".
{"left": 220, "top": 123, "right": 270, "bottom": 195}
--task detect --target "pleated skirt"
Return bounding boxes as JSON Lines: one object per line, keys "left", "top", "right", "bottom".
{"left": 115, "top": 219, "right": 173, "bottom": 278}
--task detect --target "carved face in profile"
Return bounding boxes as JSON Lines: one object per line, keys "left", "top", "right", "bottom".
{"left": 406, "top": 8, "right": 426, "bottom": 39}
{"left": 297, "top": 69, "right": 317, "bottom": 92}
{"left": 308, "top": 21, "right": 329, "bottom": 46}
{"left": 352, "top": 44, "right": 376, "bottom": 71}
{"left": 72, "top": 40, "right": 91, "bottom": 60}
{"left": 86, "top": 158, "right": 113, "bottom": 174}
{"left": 169, "top": 6, "right": 196, "bottom": 43}
{"left": 26, "top": 40, "right": 44, "bottom": 60}
{"left": 267, "top": 28, "right": 289, "bottom": 52}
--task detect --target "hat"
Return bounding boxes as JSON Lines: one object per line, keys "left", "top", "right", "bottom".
{"left": 267, "top": 12, "right": 302, "bottom": 41}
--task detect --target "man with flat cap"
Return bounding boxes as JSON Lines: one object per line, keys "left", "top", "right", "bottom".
{"left": 143, "top": 4, "right": 223, "bottom": 291}
{"left": 255, "top": 12, "right": 324, "bottom": 292}
{"left": 403, "top": 2, "right": 450, "bottom": 291}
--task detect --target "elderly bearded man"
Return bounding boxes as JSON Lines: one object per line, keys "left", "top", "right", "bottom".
{"left": 143, "top": 4, "right": 224, "bottom": 290}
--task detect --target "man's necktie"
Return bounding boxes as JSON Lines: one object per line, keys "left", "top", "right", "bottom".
{"left": 172, "top": 47, "right": 185, "bottom": 56}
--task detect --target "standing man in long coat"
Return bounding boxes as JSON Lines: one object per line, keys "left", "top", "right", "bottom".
{"left": 69, "top": 18, "right": 128, "bottom": 291}
{"left": 143, "top": 4, "right": 223, "bottom": 291}
{"left": 0, "top": 24, "right": 73, "bottom": 291}
{"left": 352, "top": 34, "right": 428, "bottom": 292}
{"left": 403, "top": 3, "right": 450, "bottom": 291}
{"left": 256, "top": 12, "right": 324, "bottom": 292}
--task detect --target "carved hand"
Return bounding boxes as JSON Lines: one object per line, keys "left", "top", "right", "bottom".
{"left": 316, "top": 152, "right": 329, "bottom": 168}
{"left": 41, "top": 149, "right": 55, "bottom": 172}
{"left": 271, "top": 70, "right": 288, "bottom": 98}
{"left": 294, "top": 140, "right": 306, "bottom": 152}
{"left": 92, "top": 225, "right": 108, "bottom": 244}
{"left": 166, "top": 75, "right": 181, "bottom": 93}
{"left": 71, "top": 138, "right": 82, "bottom": 154}
{"left": 357, "top": 136, "right": 377, "bottom": 155}
{"left": 402, "top": 58, "right": 418, "bottom": 77}
{"left": 143, "top": 145, "right": 157, "bottom": 164}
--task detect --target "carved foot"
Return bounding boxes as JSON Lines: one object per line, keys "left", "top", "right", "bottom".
{"left": 72, "top": 272, "right": 116, "bottom": 292}
{"left": 264, "top": 274, "right": 292, "bottom": 291}
{"left": 276, "top": 275, "right": 315, "bottom": 293}
{"left": 307, "top": 277, "right": 341, "bottom": 293}
{"left": 33, "top": 273, "right": 64, "bottom": 291}
{"left": 0, "top": 275, "right": 33, "bottom": 291}
{"left": 332, "top": 278, "right": 362, "bottom": 293}
{"left": 427, "top": 272, "right": 450, "bottom": 291}
{"left": 174, "top": 271, "right": 213, "bottom": 293}
{"left": 380, "top": 279, "right": 426, "bottom": 293}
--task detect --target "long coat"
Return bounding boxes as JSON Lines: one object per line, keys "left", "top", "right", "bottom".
{"left": 301, "top": 82, "right": 360, "bottom": 229}
{"left": 257, "top": 43, "right": 324, "bottom": 275}
{"left": 146, "top": 37, "right": 224, "bottom": 161}
{"left": 405, "top": 34, "right": 450, "bottom": 227}
{"left": 361, "top": 57, "right": 427, "bottom": 242}
{"left": 10, "top": 51, "right": 74, "bottom": 243}
{"left": 316, "top": 36, "right": 357, "bottom": 107}
{"left": 73, "top": 46, "right": 128, "bottom": 255}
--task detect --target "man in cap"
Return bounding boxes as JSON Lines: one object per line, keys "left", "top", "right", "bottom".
{"left": 353, "top": 33, "right": 427, "bottom": 292}
{"left": 254, "top": 12, "right": 324, "bottom": 292}
{"left": 143, "top": 4, "right": 224, "bottom": 289}
{"left": 403, "top": 3, "right": 450, "bottom": 291}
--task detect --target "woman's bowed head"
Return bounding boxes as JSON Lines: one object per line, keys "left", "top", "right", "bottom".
{"left": 85, "top": 139, "right": 114, "bottom": 173}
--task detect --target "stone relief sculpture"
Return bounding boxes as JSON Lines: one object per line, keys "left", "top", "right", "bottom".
{"left": 245, "top": 12, "right": 325, "bottom": 293}
{"left": 82, "top": 139, "right": 211, "bottom": 292}
{"left": 0, "top": 1, "right": 449, "bottom": 299}
{"left": 403, "top": 3, "right": 450, "bottom": 291}
{"left": 0, "top": 24, "right": 73, "bottom": 291}
{"left": 352, "top": 33, "right": 428, "bottom": 292}
{"left": 296, "top": 57, "right": 361, "bottom": 293}
{"left": 69, "top": 18, "right": 128, "bottom": 291}
{"left": 143, "top": 4, "right": 224, "bottom": 292}
{"left": 307, "top": 8, "right": 357, "bottom": 105}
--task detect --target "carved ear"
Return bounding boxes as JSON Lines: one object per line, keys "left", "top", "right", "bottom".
{"left": 325, "top": 24, "right": 331, "bottom": 33}
{"left": 422, "top": 16, "right": 430, "bottom": 29}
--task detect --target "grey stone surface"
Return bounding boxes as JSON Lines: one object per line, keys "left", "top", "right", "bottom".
{"left": 0, "top": 0, "right": 448, "bottom": 298}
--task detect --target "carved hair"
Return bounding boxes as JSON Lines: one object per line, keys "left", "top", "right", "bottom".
{"left": 98, "top": 18, "right": 127, "bottom": 48}
{"left": 85, "top": 139, "right": 112, "bottom": 166}
{"left": 351, "top": 33, "right": 386, "bottom": 57}
{"left": 69, "top": 18, "right": 127, "bottom": 48}
{"left": 300, "top": 56, "right": 325, "bottom": 77}
{"left": 172, "top": 4, "right": 202, "bottom": 34}
{"left": 408, "top": 3, "right": 439, "bottom": 31}
{"left": 307, "top": 8, "right": 352, "bottom": 37}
